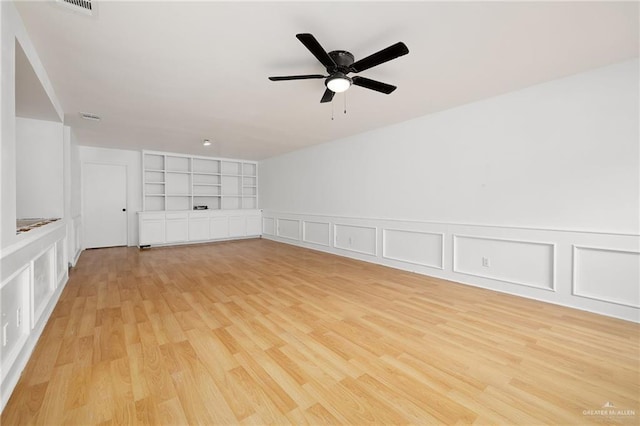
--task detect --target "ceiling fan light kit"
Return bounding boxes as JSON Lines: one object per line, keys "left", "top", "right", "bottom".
{"left": 269, "top": 33, "right": 409, "bottom": 103}
{"left": 326, "top": 73, "right": 351, "bottom": 93}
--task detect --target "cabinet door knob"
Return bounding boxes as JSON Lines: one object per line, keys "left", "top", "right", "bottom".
{"left": 122, "top": 208, "right": 127, "bottom": 212}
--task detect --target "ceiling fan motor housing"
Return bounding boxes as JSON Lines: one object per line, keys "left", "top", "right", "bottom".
{"left": 328, "top": 50, "right": 355, "bottom": 72}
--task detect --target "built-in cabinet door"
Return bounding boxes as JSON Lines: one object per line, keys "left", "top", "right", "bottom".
{"left": 166, "top": 213, "right": 189, "bottom": 243}
{"left": 229, "top": 216, "right": 246, "bottom": 237}
{"left": 210, "top": 217, "right": 229, "bottom": 239}
{"left": 189, "top": 214, "right": 210, "bottom": 241}
{"left": 139, "top": 215, "right": 165, "bottom": 245}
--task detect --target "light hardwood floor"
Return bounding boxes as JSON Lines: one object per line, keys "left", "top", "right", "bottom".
{"left": 2, "top": 239, "right": 638, "bottom": 425}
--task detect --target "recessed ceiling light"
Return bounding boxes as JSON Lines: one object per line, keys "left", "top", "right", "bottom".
{"left": 79, "top": 112, "right": 101, "bottom": 121}
{"left": 203, "top": 139, "right": 212, "bottom": 146}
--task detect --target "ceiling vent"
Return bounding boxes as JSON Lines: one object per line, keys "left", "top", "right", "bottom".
{"left": 80, "top": 112, "right": 101, "bottom": 122}
{"left": 55, "top": 0, "right": 96, "bottom": 17}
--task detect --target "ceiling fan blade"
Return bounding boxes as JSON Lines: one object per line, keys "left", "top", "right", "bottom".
{"left": 296, "top": 33, "right": 336, "bottom": 69}
{"left": 349, "top": 42, "right": 409, "bottom": 73}
{"left": 352, "top": 76, "right": 397, "bottom": 94}
{"left": 320, "top": 88, "right": 335, "bottom": 103}
{"left": 269, "top": 74, "right": 325, "bottom": 81}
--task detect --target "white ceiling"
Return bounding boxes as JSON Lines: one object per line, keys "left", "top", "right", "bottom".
{"left": 14, "top": 1, "right": 639, "bottom": 160}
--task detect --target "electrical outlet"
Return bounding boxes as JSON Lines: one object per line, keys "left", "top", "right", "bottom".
{"left": 16, "top": 308, "right": 21, "bottom": 327}
{"left": 482, "top": 257, "right": 490, "bottom": 267}
{"left": 2, "top": 323, "right": 8, "bottom": 347}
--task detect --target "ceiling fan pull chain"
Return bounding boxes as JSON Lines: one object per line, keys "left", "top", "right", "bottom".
{"left": 331, "top": 98, "right": 335, "bottom": 120}
{"left": 344, "top": 92, "right": 347, "bottom": 115}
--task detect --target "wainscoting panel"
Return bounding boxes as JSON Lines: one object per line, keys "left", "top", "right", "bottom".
{"left": 277, "top": 218, "right": 300, "bottom": 241}
{"left": 383, "top": 229, "right": 443, "bottom": 269}
{"left": 56, "top": 239, "right": 66, "bottom": 283}
{"left": 246, "top": 215, "right": 262, "bottom": 236}
{"left": 0, "top": 267, "right": 30, "bottom": 384}
{"left": 67, "top": 215, "right": 82, "bottom": 267}
{"left": 453, "top": 235, "right": 555, "bottom": 290}
{"left": 32, "top": 247, "right": 55, "bottom": 326}
{"left": 303, "top": 221, "right": 331, "bottom": 246}
{"left": 262, "top": 217, "right": 275, "bottom": 236}
{"left": 334, "top": 224, "right": 377, "bottom": 256}
{"left": 573, "top": 246, "right": 640, "bottom": 308}
{"left": 74, "top": 218, "right": 82, "bottom": 263}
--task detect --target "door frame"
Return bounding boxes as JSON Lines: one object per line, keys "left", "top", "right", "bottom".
{"left": 81, "top": 161, "right": 129, "bottom": 249}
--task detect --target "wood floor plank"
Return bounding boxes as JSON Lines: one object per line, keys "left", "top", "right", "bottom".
{"left": 26, "top": 317, "right": 69, "bottom": 387}
{"left": 228, "top": 365, "right": 288, "bottom": 424}
{"left": 2, "top": 239, "right": 638, "bottom": 425}
{"left": 234, "top": 348, "right": 310, "bottom": 411}
{"left": 155, "top": 397, "right": 189, "bottom": 425}
{"left": 170, "top": 370, "right": 216, "bottom": 425}
{"left": 304, "top": 402, "right": 342, "bottom": 425}
{"left": 85, "top": 360, "right": 114, "bottom": 425}
{"left": 185, "top": 329, "right": 255, "bottom": 421}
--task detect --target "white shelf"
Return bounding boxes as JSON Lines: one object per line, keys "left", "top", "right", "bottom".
{"left": 143, "top": 150, "right": 258, "bottom": 211}
{"left": 166, "top": 156, "right": 190, "bottom": 172}
{"left": 243, "top": 165, "right": 257, "bottom": 177}
{"left": 145, "top": 154, "right": 164, "bottom": 170}
{"left": 192, "top": 158, "right": 220, "bottom": 174}
{"left": 221, "top": 161, "right": 241, "bottom": 175}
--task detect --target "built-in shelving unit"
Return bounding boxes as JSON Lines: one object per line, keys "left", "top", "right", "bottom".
{"left": 142, "top": 151, "right": 258, "bottom": 211}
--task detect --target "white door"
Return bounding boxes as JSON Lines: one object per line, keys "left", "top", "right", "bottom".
{"left": 83, "top": 163, "right": 128, "bottom": 248}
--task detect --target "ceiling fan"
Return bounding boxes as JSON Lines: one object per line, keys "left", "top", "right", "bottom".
{"left": 269, "top": 33, "right": 409, "bottom": 103}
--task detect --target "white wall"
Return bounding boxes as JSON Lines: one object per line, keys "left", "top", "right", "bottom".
{"left": 260, "top": 59, "right": 640, "bottom": 322}
{"left": 0, "top": 2, "right": 17, "bottom": 250}
{"left": 16, "top": 117, "right": 64, "bottom": 219}
{"left": 65, "top": 126, "right": 82, "bottom": 266}
{"left": 70, "top": 131, "right": 81, "bottom": 219}
{"left": 78, "top": 146, "right": 142, "bottom": 247}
